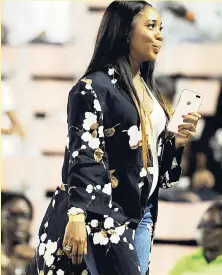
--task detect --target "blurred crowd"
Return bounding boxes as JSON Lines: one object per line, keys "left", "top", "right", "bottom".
{"left": 1, "top": 1, "right": 222, "bottom": 275}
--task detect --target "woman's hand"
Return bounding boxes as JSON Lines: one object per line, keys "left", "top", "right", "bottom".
{"left": 175, "top": 112, "right": 201, "bottom": 149}
{"left": 62, "top": 214, "right": 87, "bottom": 265}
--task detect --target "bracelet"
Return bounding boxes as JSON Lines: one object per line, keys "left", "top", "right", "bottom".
{"left": 68, "top": 213, "right": 86, "bottom": 222}
{"left": 67, "top": 207, "right": 87, "bottom": 220}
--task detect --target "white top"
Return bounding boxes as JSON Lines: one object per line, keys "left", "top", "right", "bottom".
{"left": 144, "top": 84, "right": 167, "bottom": 198}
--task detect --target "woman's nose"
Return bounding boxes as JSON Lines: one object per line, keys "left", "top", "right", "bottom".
{"left": 155, "top": 30, "right": 163, "bottom": 42}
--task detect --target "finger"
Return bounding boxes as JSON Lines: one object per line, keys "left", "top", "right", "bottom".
{"left": 178, "top": 123, "right": 196, "bottom": 132}
{"left": 182, "top": 115, "right": 198, "bottom": 125}
{"left": 84, "top": 242, "right": 87, "bottom": 255}
{"left": 71, "top": 243, "right": 77, "bottom": 265}
{"left": 77, "top": 242, "right": 84, "bottom": 264}
{"left": 62, "top": 232, "right": 69, "bottom": 249}
{"left": 178, "top": 129, "right": 195, "bottom": 138}
{"left": 188, "top": 112, "right": 202, "bottom": 119}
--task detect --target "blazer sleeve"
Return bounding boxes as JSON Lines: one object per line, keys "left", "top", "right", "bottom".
{"left": 159, "top": 135, "right": 184, "bottom": 189}
{"left": 66, "top": 79, "right": 112, "bottom": 216}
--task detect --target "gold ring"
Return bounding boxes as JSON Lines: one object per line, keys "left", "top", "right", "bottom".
{"left": 64, "top": 245, "right": 72, "bottom": 252}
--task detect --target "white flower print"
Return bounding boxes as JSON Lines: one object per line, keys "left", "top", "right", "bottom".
{"left": 81, "top": 132, "right": 92, "bottom": 142}
{"left": 138, "top": 182, "right": 144, "bottom": 188}
{"left": 40, "top": 233, "right": 47, "bottom": 242}
{"left": 88, "top": 137, "right": 100, "bottom": 149}
{"left": 111, "top": 79, "right": 117, "bottom": 84}
{"left": 55, "top": 190, "right": 58, "bottom": 195}
{"left": 56, "top": 269, "right": 65, "bottom": 275}
{"left": 171, "top": 157, "right": 178, "bottom": 169}
{"left": 85, "top": 84, "right": 92, "bottom": 90}
{"left": 114, "top": 208, "right": 119, "bottom": 212}
{"left": 72, "top": 151, "right": 79, "bottom": 159}
{"left": 129, "top": 243, "right": 134, "bottom": 250}
{"left": 93, "top": 232, "right": 109, "bottom": 245}
{"left": 44, "top": 253, "right": 55, "bottom": 267}
{"left": 147, "top": 167, "right": 155, "bottom": 175}
{"left": 94, "top": 99, "right": 102, "bottom": 112}
{"left": 109, "top": 201, "right": 112, "bottom": 208}
{"left": 140, "top": 167, "right": 147, "bottom": 178}
{"left": 83, "top": 112, "right": 97, "bottom": 131}
{"left": 47, "top": 271, "right": 53, "bottom": 275}
{"left": 91, "top": 195, "right": 96, "bottom": 200}
{"left": 90, "top": 219, "right": 98, "bottom": 228}
{"left": 108, "top": 68, "right": 115, "bottom": 75}
{"left": 38, "top": 243, "right": 46, "bottom": 256}
{"left": 127, "top": 125, "right": 142, "bottom": 148}
{"left": 123, "top": 237, "right": 127, "bottom": 242}
{"left": 96, "top": 185, "right": 101, "bottom": 190}
{"left": 115, "top": 225, "right": 126, "bottom": 236}
{"left": 165, "top": 171, "right": 170, "bottom": 181}
{"left": 104, "top": 217, "right": 114, "bottom": 229}
{"left": 44, "top": 222, "right": 49, "bottom": 228}
{"left": 86, "top": 225, "right": 91, "bottom": 235}
{"left": 86, "top": 184, "right": 94, "bottom": 193}
{"left": 81, "top": 270, "right": 88, "bottom": 275}
{"left": 52, "top": 200, "right": 55, "bottom": 208}
{"left": 81, "top": 91, "right": 86, "bottom": 95}
{"left": 81, "top": 145, "right": 87, "bottom": 150}
{"left": 157, "top": 144, "right": 162, "bottom": 157}
{"left": 110, "top": 234, "right": 120, "bottom": 244}
{"left": 102, "top": 183, "right": 112, "bottom": 195}
{"left": 98, "top": 126, "right": 104, "bottom": 138}
{"left": 45, "top": 240, "right": 57, "bottom": 254}
{"left": 36, "top": 237, "right": 40, "bottom": 247}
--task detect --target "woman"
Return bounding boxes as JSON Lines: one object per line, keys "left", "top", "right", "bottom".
{"left": 27, "top": 1, "right": 201, "bottom": 275}
{"left": 1, "top": 192, "right": 34, "bottom": 275}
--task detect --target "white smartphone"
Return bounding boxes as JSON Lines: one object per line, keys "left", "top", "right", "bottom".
{"left": 167, "top": 89, "right": 203, "bottom": 133}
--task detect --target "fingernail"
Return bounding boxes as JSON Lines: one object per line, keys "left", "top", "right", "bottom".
{"left": 188, "top": 112, "right": 191, "bottom": 115}
{"left": 182, "top": 115, "right": 185, "bottom": 118}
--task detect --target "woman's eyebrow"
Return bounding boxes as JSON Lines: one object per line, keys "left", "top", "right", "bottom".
{"left": 145, "top": 20, "right": 163, "bottom": 26}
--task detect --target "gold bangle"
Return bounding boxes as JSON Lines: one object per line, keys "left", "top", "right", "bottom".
{"left": 68, "top": 213, "right": 86, "bottom": 222}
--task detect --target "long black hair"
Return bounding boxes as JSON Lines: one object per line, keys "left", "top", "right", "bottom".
{"left": 83, "top": 1, "right": 170, "bottom": 167}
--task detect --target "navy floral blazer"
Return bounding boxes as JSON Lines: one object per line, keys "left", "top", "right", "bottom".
{"left": 62, "top": 66, "right": 183, "bottom": 230}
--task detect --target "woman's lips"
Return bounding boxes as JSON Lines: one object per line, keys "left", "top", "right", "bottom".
{"left": 153, "top": 45, "right": 161, "bottom": 54}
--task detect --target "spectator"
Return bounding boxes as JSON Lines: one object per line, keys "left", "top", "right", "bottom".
{"left": 1, "top": 80, "right": 26, "bottom": 156}
{"left": 1, "top": 0, "right": 82, "bottom": 45}
{"left": 1, "top": 192, "right": 34, "bottom": 275}
{"left": 191, "top": 152, "right": 221, "bottom": 201}
{"left": 169, "top": 200, "right": 222, "bottom": 275}
{"left": 152, "top": 1, "right": 222, "bottom": 43}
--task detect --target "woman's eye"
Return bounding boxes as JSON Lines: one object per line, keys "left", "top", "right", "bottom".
{"left": 160, "top": 26, "right": 163, "bottom": 31}
{"left": 147, "top": 24, "right": 155, "bottom": 29}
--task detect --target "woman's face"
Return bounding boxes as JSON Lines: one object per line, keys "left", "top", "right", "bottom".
{"left": 2, "top": 199, "right": 32, "bottom": 244}
{"left": 129, "top": 6, "right": 163, "bottom": 63}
